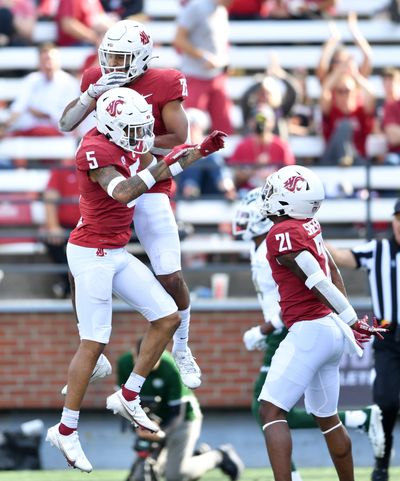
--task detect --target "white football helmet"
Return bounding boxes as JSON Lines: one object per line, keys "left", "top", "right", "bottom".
{"left": 260, "top": 165, "right": 325, "bottom": 220}
{"left": 96, "top": 87, "right": 155, "bottom": 154}
{"left": 232, "top": 188, "right": 273, "bottom": 241}
{"left": 98, "top": 20, "right": 153, "bottom": 81}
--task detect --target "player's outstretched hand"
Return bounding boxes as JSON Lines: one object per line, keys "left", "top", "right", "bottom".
{"left": 198, "top": 130, "right": 227, "bottom": 156}
{"left": 87, "top": 72, "right": 128, "bottom": 98}
{"left": 352, "top": 315, "right": 388, "bottom": 340}
{"left": 163, "top": 144, "right": 196, "bottom": 165}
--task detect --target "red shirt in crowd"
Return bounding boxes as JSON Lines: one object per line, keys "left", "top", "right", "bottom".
{"left": 383, "top": 99, "right": 400, "bottom": 153}
{"left": 266, "top": 217, "right": 331, "bottom": 328}
{"left": 46, "top": 168, "right": 80, "bottom": 228}
{"left": 322, "top": 104, "right": 374, "bottom": 157}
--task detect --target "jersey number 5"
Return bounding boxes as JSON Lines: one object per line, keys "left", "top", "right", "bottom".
{"left": 86, "top": 151, "right": 99, "bottom": 169}
{"left": 275, "top": 232, "right": 292, "bottom": 252}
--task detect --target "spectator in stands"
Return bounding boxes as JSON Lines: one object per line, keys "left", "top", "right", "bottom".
{"left": 56, "top": 0, "right": 116, "bottom": 47}
{"left": 0, "top": 43, "right": 79, "bottom": 139}
{"left": 382, "top": 68, "right": 400, "bottom": 165}
{"left": 227, "top": 105, "right": 295, "bottom": 195}
{"left": 316, "top": 13, "right": 372, "bottom": 84}
{"left": 287, "top": 67, "right": 316, "bottom": 137}
{"left": 0, "top": 0, "right": 36, "bottom": 46}
{"left": 240, "top": 53, "right": 300, "bottom": 138}
{"left": 41, "top": 161, "right": 80, "bottom": 298}
{"left": 177, "top": 108, "right": 236, "bottom": 200}
{"left": 228, "top": 0, "right": 268, "bottom": 20}
{"left": 118, "top": 342, "right": 244, "bottom": 481}
{"left": 269, "top": 0, "right": 336, "bottom": 19}
{"left": 173, "top": 0, "right": 234, "bottom": 135}
{"left": 101, "top": 0, "right": 146, "bottom": 22}
{"left": 320, "top": 64, "right": 375, "bottom": 166}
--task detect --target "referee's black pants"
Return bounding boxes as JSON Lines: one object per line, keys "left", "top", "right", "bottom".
{"left": 373, "top": 331, "right": 400, "bottom": 466}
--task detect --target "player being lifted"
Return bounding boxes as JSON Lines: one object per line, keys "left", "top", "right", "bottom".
{"left": 59, "top": 20, "right": 201, "bottom": 389}
{"left": 232, "top": 187, "right": 385, "bottom": 481}
{"left": 254, "top": 166, "right": 386, "bottom": 481}
{"left": 46, "top": 87, "right": 226, "bottom": 473}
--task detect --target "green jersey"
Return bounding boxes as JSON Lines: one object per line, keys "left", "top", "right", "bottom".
{"left": 117, "top": 351, "right": 201, "bottom": 423}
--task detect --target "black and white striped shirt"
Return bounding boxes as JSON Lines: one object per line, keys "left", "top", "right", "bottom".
{"left": 352, "top": 238, "right": 400, "bottom": 327}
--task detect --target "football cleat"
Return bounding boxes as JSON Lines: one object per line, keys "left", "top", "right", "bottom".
{"left": 172, "top": 347, "right": 201, "bottom": 389}
{"left": 361, "top": 404, "right": 385, "bottom": 459}
{"left": 218, "top": 444, "right": 245, "bottom": 481}
{"left": 46, "top": 424, "right": 93, "bottom": 473}
{"left": 61, "top": 353, "right": 112, "bottom": 396}
{"left": 106, "top": 390, "right": 159, "bottom": 432}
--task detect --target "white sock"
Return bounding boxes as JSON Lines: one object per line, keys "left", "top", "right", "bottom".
{"left": 344, "top": 410, "right": 367, "bottom": 428}
{"left": 173, "top": 306, "right": 191, "bottom": 351}
{"left": 124, "top": 372, "right": 145, "bottom": 392}
{"left": 291, "top": 471, "right": 303, "bottom": 481}
{"left": 60, "top": 407, "right": 79, "bottom": 429}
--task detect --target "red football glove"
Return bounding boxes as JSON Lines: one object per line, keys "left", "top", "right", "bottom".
{"left": 352, "top": 329, "right": 371, "bottom": 350}
{"left": 163, "top": 144, "right": 196, "bottom": 166}
{"left": 352, "top": 315, "right": 387, "bottom": 340}
{"left": 198, "top": 130, "right": 227, "bottom": 156}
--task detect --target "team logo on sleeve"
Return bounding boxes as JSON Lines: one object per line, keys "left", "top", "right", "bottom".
{"left": 106, "top": 99, "right": 125, "bottom": 117}
{"left": 283, "top": 175, "right": 306, "bottom": 192}
{"left": 140, "top": 31, "right": 150, "bottom": 45}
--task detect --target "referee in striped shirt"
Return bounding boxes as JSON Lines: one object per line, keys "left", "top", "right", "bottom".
{"left": 328, "top": 198, "right": 400, "bottom": 481}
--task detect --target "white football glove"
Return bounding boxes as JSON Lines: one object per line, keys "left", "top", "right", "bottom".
{"left": 87, "top": 72, "right": 128, "bottom": 98}
{"left": 243, "top": 326, "right": 267, "bottom": 351}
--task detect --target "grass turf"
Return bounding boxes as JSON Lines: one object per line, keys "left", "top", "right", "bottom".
{"left": 0, "top": 467, "right": 399, "bottom": 481}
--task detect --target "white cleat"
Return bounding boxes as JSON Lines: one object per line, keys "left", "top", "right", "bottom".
{"left": 172, "top": 347, "right": 201, "bottom": 389}
{"left": 364, "top": 404, "right": 385, "bottom": 458}
{"left": 106, "top": 390, "right": 159, "bottom": 433}
{"left": 61, "top": 353, "right": 112, "bottom": 396}
{"left": 46, "top": 424, "right": 93, "bottom": 473}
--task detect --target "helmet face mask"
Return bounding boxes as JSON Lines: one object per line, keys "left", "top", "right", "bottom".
{"left": 232, "top": 187, "right": 273, "bottom": 241}
{"left": 96, "top": 87, "right": 155, "bottom": 154}
{"left": 260, "top": 166, "right": 325, "bottom": 220}
{"left": 99, "top": 20, "right": 153, "bottom": 81}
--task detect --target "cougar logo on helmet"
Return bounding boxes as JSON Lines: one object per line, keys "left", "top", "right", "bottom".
{"left": 283, "top": 175, "right": 306, "bottom": 192}
{"left": 106, "top": 99, "right": 125, "bottom": 117}
{"left": 140, "top": 31, "right": 150, "bottom": 45}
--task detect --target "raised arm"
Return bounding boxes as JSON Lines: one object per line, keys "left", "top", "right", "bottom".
{"left": 347, "top": 11, "right": 372, "bottom": 78}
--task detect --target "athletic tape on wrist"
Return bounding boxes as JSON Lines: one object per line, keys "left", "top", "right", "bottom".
{"left": 169, "top": 162, "right": 183, "bottom": 176}
{"left": 137, "top": 169, "right": 156, "bottom": 189}
{"left": 80, "top": 90, "right": 94, "bottom": 105}
{"left": 338, "top": 306, "right": 358, "bottom": 325}
{"left": 107, "top": 176, "right": 125, "bottom": 198}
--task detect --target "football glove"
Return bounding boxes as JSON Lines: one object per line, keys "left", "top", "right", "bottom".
{"left": 163, "top": 144, "right": 196, "bottom": 165}
{"left": 243, "top": 326, "right": 267, "bottom": 351}
{"left": 352, "top": 315, "right": 387, "bottom": 340}
{"left": 198, "top": 130, "right": 227, "bottom": 156}
{"left": 87, "top": 72, "right": 128, "bottom": 98}
{"left": 352, "top": 329, "right": 371, "bottom": 350}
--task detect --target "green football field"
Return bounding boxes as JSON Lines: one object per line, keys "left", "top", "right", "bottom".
{"left": 0, "top": 468, "right": 399, "bottom": 481}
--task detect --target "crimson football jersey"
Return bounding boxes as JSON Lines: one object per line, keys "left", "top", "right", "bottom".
{"left": 266, "top": 218, "right": 332, "bottom": 328}
{"left": 69, "top": 128, "right": 140, "bottom": 249}
{"left": 81, "top": 67, "right": 188, "bottom": 196}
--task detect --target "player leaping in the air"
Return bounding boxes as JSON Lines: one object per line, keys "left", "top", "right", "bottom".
{"left": 59, "top": 19, "right": 201, "bottom": 389}
{"left": 232, "top": 187, "right": 385, "bottom": 481}
{"left": 46, "top": 87, "right": 226, "bottom": 473}
{"left": 253, "top": 166, "right": 386, "bottom": 481}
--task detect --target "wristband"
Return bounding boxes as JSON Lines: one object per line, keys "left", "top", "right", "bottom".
{"left": 80, "top": 90, "right": 94, "bottom": 106}
{"left": 169, "top": 162, "right": 183, "bottom": 176}
{"left": 137, "top": 169, "right": 156, "bottom": 189}
{"left": 338, "top": 305, "right": 358, "bottom": 325}
{"left": 107, "top": 176, "right": 125, "bottom": 198}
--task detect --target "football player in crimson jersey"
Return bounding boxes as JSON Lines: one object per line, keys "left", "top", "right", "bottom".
{"left": 46, "top": 87, "right": 226, "bottom": 473}
{"left": 256, "top": 166, "right": 386, "bottom": 481}
{"left": 59, "top": 20, "right": 202, "bottom": 389}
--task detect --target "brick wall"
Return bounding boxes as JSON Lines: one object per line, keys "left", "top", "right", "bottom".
{"left": 0, "top": 310, "right": 265, "bottom": 409}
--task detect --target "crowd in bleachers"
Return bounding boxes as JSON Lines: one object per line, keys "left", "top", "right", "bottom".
{"left": 0, "top": 0, "right": 400, "bottom": 297}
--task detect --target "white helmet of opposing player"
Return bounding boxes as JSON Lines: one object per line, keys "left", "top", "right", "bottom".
{"left": 232, "top": 187, "right": 273, "bottom": 241}
{"left": 260, "top": 165, "right": 325, "bottom": 220}
{"left": 96, "top": 87, "right": 155, "bottom": 154}
{"left": 99, "top": 20, "right": 153, "bottom": 81}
